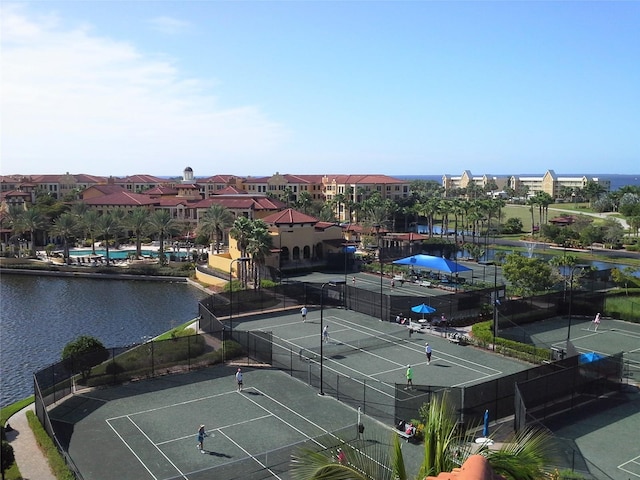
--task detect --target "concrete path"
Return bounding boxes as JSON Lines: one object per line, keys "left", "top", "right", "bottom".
{"left": 5, "top": 404, "right": 56, "bottom": 480}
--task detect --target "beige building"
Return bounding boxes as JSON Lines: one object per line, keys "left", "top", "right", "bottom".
{"left": 204, "top": 208, "right": 345, "bottom": 281}
{"left": 443, "top": 169, "right": 610, "bottom": 198}
{"left": 508, "top": 170, "right": 610, "bottom": 198}
{"left": 442, "top": 171, "right": 508, "bottom": 193}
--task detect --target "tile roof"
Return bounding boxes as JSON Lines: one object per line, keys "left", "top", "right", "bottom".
{"left": 213, "top": 186, "right": 246, "bottom": 195}
{"left": 83, "top": 185, "right": 129, "bottom": 195}
{"left": 324, "top": 174, "right": 404, "bottom": 184}
{"left": 262, "top": 208, "right": 319, "bottom": 225}
{"left": 146, "top": 186, "right": 178, "bottom": 196}
{"left": 192, "top": 196, "right": 285, "bottom": 211}
{"left": 115, "top": 174, "right": 166, "bottom": 183}
{"left": 199, "top": 174, "right": 239, "bottom": 183}
{"left": 83, "top": 191, "right": 158, "bottom": 206}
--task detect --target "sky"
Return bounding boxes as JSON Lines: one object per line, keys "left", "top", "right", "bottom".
{"left": 1, "top": 1, "right": 639, "bottom": 178}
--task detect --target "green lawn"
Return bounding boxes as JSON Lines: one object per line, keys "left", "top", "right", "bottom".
{"left": 604, "top": 293, "right": 640, "bottom": 321}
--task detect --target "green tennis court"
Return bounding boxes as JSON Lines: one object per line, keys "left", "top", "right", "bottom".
{"left": 50, "top": 368, "right": 401, "bottom": 480}
{"left": 499, "top": 315, "right": 640, "bottom": 378}
{"left": 237, "top": 308, "right": 531, "bottom": 390}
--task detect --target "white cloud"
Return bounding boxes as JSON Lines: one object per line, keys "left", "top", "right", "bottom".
{"left": 147, "top": 16, "right": 191, "bottom": 35}
{"left": 0, "top": 6, "right": 290, "bottom": 175}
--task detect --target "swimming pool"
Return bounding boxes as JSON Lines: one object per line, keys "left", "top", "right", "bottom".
{"left": 68, "top": 249, "right": 189, "bottom": 260}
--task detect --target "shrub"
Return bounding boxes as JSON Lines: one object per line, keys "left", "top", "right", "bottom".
{"left": 62, "top": 336, "right": 109, "bottom": 382}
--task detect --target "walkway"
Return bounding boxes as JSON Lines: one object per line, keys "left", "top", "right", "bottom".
{"left": 6, "top": 404, "right": 56, "bottom": 480}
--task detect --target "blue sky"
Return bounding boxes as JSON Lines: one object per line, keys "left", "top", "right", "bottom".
{"left": 1, "top": 1, "right": 639, "bottom": 177}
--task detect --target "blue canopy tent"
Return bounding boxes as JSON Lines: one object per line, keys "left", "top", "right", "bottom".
{"left": 393, "top": 254, "right": 472, "bottom": 275}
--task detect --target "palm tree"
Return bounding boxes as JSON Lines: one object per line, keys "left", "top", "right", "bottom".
{"left": 3, "top": 205, "right": 25, "bottom": 256}
{"left": 527, "top": 196, "right": 538, "bottom": 236}
{"left": 109, "top": 208, "right": 128, "bottom": 248}
{"left": 294, "top": 191, "right": 313, "bottom": 215}
{"left": 17, "top": 208, "right": 47, "bottom": 256}
{"left": 127, "top": 207, "right": 151, "bottom": 258}
{"left": 69, "top": 202, "right": 89, "bottom": 218}
{"left": 96, "top": 212, "right": 122, "bottom": 265}
{"left": 50, "top": 213, "right": 79, "bottom": 264}
{"left": 291, "top": 393, "right": 552, "bottom": 480}
{"left": 148, "top": 209, "right": 179, "bottom": 265}
{"left": 81, "top": 210, "right": 100, "bottom": 254}
{"left": 246, "top": 220, "right": 274, "bottom": 288}
{"left": 229, "top": 216, "right": 254, "bottom": 286}
{"left": 197, "top": 204, "right": 234, "bottom": 253}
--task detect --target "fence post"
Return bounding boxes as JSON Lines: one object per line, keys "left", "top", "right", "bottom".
{"left": 363, "top": 379, "right": 366, "bottom": 415}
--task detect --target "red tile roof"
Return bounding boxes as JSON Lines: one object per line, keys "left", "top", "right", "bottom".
{"left": 83, "top": 191, "right": 158, "bottom": 206}
{"left": 325, "top": 174, "right": 404, "bottom": 184}
{"left": 146, "top": 186, "right": 178, "bottom": 196}
{"left": 115, "top": 174, "right": 166, "bottom": 183}
{"left": 213, "top": 186, "right": 246, "bottom": 195}
{"left": 192, "top": 196, "right": 285, "bottom": 212}
{"left": 262, "top": 208, "right": 319, "bottom": 225}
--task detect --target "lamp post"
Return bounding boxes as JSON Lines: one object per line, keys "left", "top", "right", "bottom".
{"left": 566, "top": 264, "right": 589, "bottom": 344}
{"left": 229, "top": 256, "right": 250, "bottom": 338}
{"left": 492, "top": 262, "right": 498, "bottom": 352}
{"left": 320, "top": 279, "right": 346, "bottom": 396}
{"left": 373, "top": 224, "right": 383, "bottom": 321}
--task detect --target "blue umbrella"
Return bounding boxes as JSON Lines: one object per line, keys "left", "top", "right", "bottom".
{"left": 411, "top": 303, "right": 436, "bottom": 319}
{"left": 483, "top": 409, "right": 490, "bottom": 437}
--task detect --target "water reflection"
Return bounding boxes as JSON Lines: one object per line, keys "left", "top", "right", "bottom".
{"left": 0, "top": 274, "right": 208, "bottom": 407}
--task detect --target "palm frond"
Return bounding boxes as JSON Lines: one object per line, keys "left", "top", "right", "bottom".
{"left": 482, "top": 427, "right": 552, "bottom": 480}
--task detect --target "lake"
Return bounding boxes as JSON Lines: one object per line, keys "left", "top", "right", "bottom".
{"left": 0, "top": 274, "right": 209, "bottom": 407}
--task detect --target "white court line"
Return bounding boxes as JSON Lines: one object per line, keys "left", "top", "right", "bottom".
{"left": 269, "top": 314, "right": 504, "bottom": 397}
{"left": 105, "top": 418, "right": 160, "bottom": 480}
{"left": 618, "top": 454, "right": 640, "bottom": 478}
{"left": 106, "top": 390, "right": 237, "bottom": 421}
{"left": 323, "top": 314, "right": 504, "bottom": 374}
{"left": 217, "top": 429, "right": 282, "bottom": 480}
{"left": 238, "top": 387, "right": 328, "bottom": 449}
{"left": 246, "top": 386, "right": 392, "bottom": 475}
{"left": 155, "top": 414, "right": 273, "bottom": 446}
{"left": 106, "top": 415, "right": 189, "bottom": 480}
{"left": 317, "top": 315, "right": 503, "bottom": 377}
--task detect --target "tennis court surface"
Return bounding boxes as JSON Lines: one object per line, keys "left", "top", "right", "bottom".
{"left": 50, "top": 367, "right": 402, "bottom": 480}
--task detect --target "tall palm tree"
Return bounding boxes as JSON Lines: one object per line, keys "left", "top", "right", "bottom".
{"left": 229, "top": 216, "right": 254, "bottom": 286}
{"left": 197, "top": 204, "right": 234, "bottom": 253}
{"left": 127, "top": 207, "right": 151, "bottom": 258}
{"left": 50, "top": 213, "right": 79, "bottom": 264}
{"left": 294, "top": 191, "right": 313, "bottom": 215}
{"left": 246, "top": 220, "right": 274, "bottom": 288}
{"left": 4, "top": 205, "right": 25, "bottom": 256}
{"left": 96, "top": 212, "right": 122, "bottom": 266}
{"left": 81, "top": 210, "right": 100, "bottom": 254}
{"left": 17, "top": 208, "right": 47, "bottom": 256}
{"left": 148, "top": 209, "right": 179, "bottom": 265}
{"left": 69, "top": 202, "right": 89, "bottom": 218}
{"left": 109, "top": 208, "right": 128, "bottom": 248}
{"left": 527, "top": 197, "right": 538, "bottom": 236}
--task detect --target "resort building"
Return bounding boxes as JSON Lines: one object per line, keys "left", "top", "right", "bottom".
{"left": 443, "top": 170, "right": 610, "bottom": 198}
{"left": 442, "top": 171, "right": 508, "bottom": 193}
{"left": 508, "top": 170, "right": 610, "bottom": 198}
